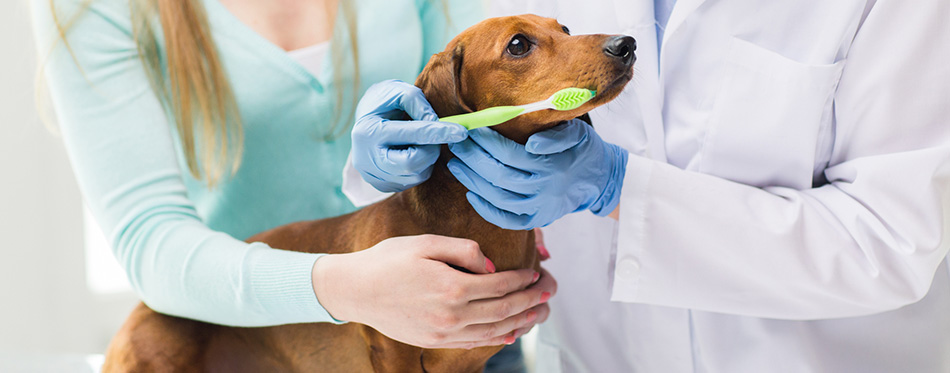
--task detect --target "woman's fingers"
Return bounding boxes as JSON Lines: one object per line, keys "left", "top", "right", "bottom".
{"left": 414, "top": 234, "right": 495, "bottom": 275}
{"left": 439, "top": 303, "right": 552, "bottom": 349}
{"left": 534, "top": 228, "right": 550, "bottom": 260}
{"left": 463, "top": 268, "right": 555, "bottom": 324}
{"left": 464, "top": 302, "right": 550, "bottom": 340}
{"left": 460, "top": 268, "right": 539, "bottom": 301}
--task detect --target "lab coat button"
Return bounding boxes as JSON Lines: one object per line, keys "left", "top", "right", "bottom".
{"left": 617, "top": 257, "right": 640, "bottom": 279}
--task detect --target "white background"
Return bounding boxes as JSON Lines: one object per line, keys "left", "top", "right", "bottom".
{"left": 0, "top": 0, "right": 140, "bottom": 357}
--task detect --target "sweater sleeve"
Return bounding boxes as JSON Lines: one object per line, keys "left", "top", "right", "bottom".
{"left": 32, "top": 0, "right": 340, "bottom": 326}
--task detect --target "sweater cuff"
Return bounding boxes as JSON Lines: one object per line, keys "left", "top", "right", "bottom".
{"left": 248, "top": 246, "right": 345, "bottom": 325}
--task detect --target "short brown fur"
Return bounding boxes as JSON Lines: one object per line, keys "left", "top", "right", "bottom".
{"left": 103, "top": 14, "right": 633, "bottom": 372}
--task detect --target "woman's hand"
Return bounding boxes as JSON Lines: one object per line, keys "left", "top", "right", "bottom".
{"left": 351, "top": 80, "right": 469, "bottom": 193}
{"left": 312, "top": 235, "right": 556, "bottom": 349}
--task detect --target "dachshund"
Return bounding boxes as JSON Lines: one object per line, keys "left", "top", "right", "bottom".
{"left": 102, "top": 14, "right": 635, "bottom": 373}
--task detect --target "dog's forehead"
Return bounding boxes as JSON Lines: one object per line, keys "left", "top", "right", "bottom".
{"left": 464, "top": 15, "right": 565, "bottom": 44}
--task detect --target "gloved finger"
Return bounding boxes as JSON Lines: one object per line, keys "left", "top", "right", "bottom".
{"left": 447, "top": 160, "right": 540, "bottom": 216}
{"left": 379, "top": 144, "right": 442, "bottom": 176}
{"left": 393, "top": 81, "right": 441, "bottom": 122}
{"left": 465, "top": 192, "right": 535, "bottom": 230}
{"left": 448, "top": 141, "right": 538, "bottom": 195}
{"left": 355, "top": 80, "right": 403, "bottom": 117}
{"left": 466, "top": 128, "right": 543, "bottom": 170}
{"left": 380, "top": 120, "right": 469, "bottom": 145}
{"left": 525, "top": 119, "right": 590, "bottom": 155}
{"left": 358, "top": 170, "right": 415, "bottom": 193}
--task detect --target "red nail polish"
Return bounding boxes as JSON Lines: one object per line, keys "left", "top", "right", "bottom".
{"left": 537, "top": 244, "right": 550, "bottom": 259}
{"left": 540, "top": 292, "right": 551, "bottom": 303}
{"left": 531, "top": 272, "right": 540, "bottom": 283}
{"left": 504, "top": 335, "right": 516, "bottom": 345}
{"left": 486, "top": 258, "right": 496, "bottom": 273}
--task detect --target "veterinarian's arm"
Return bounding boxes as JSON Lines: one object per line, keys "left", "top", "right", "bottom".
{"left": 607, "top": 0, "right": 950, "bottom": 319}
{"left": 33, "top": 0, "right": 335, "bottom": 327}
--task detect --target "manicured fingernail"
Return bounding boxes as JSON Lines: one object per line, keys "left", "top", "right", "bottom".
{"left": 504, "top": 335, "right": 517, "bottom": 345}
{"left": 531, "top": 272, "right": 540, "bottom": 283}
{"left": 526, "top": 311, "right": 537, "bottom": 323}
{"left": 537, "top": 244, "right": 550, "bottom": 259}
{"left": 486, "top": 258, "right": 496, "bottom": 273}
{"left": 540, "top": 292, "right": 551, "bottom": 303}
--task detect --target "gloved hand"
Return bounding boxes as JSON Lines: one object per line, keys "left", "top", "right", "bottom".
{"left": 352, "top": 80, "right": 469, "bottom": 193}
{"left": 447, "top": 120, "right": 628, "bottom": 230}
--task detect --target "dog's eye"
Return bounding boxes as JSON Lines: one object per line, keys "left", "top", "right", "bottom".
{"left": 561, "top": 25, "right": 571, "bottom": 35}
{"left": 506, "top": 34, "right": 532, "bottom": 56}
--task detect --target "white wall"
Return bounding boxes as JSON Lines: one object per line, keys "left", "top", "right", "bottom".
{"left": 0, "top": 0, "right": 139, "bottom": 355}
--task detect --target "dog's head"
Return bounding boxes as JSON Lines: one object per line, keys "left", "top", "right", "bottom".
{"left": 416, "top": 14, "right": 636, "bottom": 143}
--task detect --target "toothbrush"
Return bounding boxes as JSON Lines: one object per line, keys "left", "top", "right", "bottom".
{"left": 440, "top": 88, "right": 596, "bottom": 130}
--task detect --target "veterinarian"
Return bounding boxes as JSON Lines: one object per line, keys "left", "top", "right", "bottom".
{"left": 347, "top": 0, "right": 950, "bottom": 371}
{"left": 33, "top": 0, "right": 553, "bottom": 366}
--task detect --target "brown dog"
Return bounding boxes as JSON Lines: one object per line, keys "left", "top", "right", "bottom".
{"left": 102, "top": 14, "right": 635, "bottom": 372}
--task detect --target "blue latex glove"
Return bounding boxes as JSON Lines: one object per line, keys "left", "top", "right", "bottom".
{"left": 352, "top": 80, "right": 469, "bottom": 192}
{"left": 447, "top": 120, "right": 628, "bottom": 230}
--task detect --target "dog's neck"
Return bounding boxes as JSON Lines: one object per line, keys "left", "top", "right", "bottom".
{"left": 395, "top": 149, "right": 537, "bottom": 272}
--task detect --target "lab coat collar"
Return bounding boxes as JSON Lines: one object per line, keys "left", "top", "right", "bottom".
{"left": 612, "top": 0, "right": 707, "bottom": 48}
{"left": 661, "top": 0, "right": 708, "bottom": 48}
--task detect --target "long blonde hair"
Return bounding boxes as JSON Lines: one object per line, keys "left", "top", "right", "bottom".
{"left": 49, "top": 0, "right": 361, "bottom": 187}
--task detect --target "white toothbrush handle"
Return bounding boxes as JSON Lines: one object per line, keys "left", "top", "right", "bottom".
{"left": 518, "top": 100, "right": 555, "bottom": 115}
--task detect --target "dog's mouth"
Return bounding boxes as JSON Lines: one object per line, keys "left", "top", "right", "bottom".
{"left": 583, "top": 73, "right": 631, "bottom": 108}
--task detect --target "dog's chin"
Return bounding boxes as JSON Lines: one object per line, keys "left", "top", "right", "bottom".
{"left": 590, "top": 73, "right": 632, "bottom": 106}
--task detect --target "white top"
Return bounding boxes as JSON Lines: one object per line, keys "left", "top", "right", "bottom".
{"left": 287, "top": 41, "right": 330, "bottom": 79}
{"left": 346, "top": 0, "right": 950, "bottom": 372}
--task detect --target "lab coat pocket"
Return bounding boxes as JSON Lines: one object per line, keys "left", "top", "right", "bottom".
{"left": 700, "top": 37, "right": 844, "bottom": 189}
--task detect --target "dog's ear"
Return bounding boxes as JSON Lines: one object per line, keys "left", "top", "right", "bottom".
{"left": 415, "top": 42, "right": 473, "bottom": 117}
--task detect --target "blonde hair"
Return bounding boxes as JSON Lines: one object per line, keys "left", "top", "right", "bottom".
{"left": 49, "top": 0, "right": 361, "bottom": 187}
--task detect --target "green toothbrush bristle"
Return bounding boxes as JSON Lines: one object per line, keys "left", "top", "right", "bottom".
{"left": 549, "top": 88, "right": 596, "bottom": 111}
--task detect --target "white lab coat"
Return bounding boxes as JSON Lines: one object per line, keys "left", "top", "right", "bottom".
{"left": 344, "top": 0, "right": 950, "bottom": 371}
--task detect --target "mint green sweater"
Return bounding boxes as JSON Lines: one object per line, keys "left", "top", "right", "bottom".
{"left": 33, "top": 0, "right": 480, "bottom": 326}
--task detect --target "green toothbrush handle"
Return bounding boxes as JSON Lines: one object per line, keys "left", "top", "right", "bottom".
{"left": 440, "top": 106, "right": 525, "bottom": 130}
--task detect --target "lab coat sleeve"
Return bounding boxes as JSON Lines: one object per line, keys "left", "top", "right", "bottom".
{"left": 341, "top": 155, "right": 392, "bottom": 207}
{"left": 33, "top": 0, "right": 339, "bottom": 326}
{"left": 614, "top": 0, "right": 950, "bottom": 320}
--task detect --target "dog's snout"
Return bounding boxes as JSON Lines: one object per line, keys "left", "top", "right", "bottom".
{"left": 604, "top": 36, "right": 637, "bottom": 65}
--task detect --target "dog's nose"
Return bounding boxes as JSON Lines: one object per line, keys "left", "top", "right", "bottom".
{"left": 604, "top": 36, "right": 637, "bottom": 66}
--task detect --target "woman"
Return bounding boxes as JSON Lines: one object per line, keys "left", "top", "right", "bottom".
{"left": 33, "top": 0, "right": 553, "bottom": 362}
{"left": 350, "top": 0, "right": 950, "bottom": 371}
